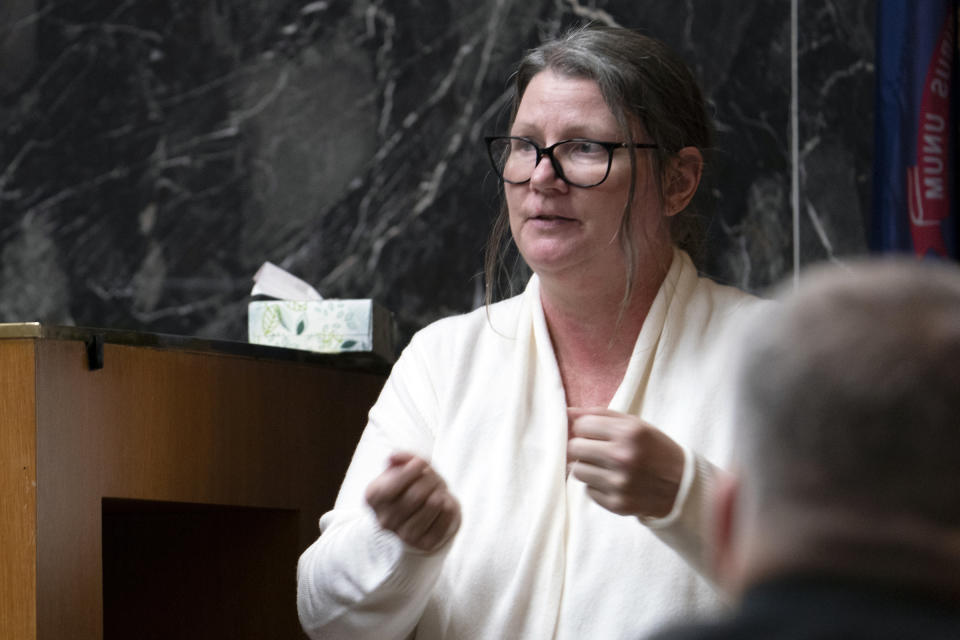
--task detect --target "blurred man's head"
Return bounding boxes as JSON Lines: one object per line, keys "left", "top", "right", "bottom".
{"left": 716, "top": 258, "right": 960, "bottom": 598}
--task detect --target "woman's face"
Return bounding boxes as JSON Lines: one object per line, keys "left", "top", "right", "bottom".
{"left": 505, "top": 70, "right": 667, "bottom": 284}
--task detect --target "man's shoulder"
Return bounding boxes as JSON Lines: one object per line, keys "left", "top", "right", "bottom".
{"left": 644, "top": 619, "right": 745, "bottom": 640}
{"left": 646, "top": 577, "right": 960, "bottom": 640}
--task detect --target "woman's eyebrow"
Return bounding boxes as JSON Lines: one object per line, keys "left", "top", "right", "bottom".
{"left": 508, "top": 125, "right": 621, "bottom": 141}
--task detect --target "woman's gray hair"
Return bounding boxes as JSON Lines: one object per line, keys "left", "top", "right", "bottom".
{"left": 484, "top": 25, "right": 713, "bottom": 306}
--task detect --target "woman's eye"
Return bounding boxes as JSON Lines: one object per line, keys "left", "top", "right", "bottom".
{"left": 510, "top": 139, "right": 537, "bottom": 155}
{"left": 571, "top": 141, "right": 604, "bottom": 155}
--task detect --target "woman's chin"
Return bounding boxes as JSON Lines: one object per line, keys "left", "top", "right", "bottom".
{"left": 519, "top": 244, "right": 578, "bottom": 274}
{"left": 523, "top": 251, "right": 605, "bottom": 283}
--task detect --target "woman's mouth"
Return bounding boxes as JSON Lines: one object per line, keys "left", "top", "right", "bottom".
{"left": 527, "top": 214, "right": 578, "bottom": 230}
{"left": 530, "top": 213, "right": 576, "bottom": 222}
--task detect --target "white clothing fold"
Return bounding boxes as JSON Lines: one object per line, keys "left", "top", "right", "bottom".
{"left": 297, "top": 248, "right": 764, "bottom": 639}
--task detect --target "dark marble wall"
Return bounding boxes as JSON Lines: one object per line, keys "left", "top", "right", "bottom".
{"left": 0, "top": 0, "right": 875, "bottom": 347}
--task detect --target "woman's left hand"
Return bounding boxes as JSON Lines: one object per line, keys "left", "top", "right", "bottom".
{"left": 566, "top": 407, "right": 685, "bottom": 519}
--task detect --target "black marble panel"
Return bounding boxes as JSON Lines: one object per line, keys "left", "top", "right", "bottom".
{"left": 0, "top": 0, "right": 875, "bottom": 347}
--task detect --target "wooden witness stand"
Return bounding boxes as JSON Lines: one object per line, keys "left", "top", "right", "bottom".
{"left": 0, "top": 324, "right": 389, "bottom": 639}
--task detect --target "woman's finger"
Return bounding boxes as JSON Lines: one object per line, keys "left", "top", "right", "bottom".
{"left": 395, "top": 491, "right": 447, "bottom": 546}
{"left": 567, "top": 436, "right": 619, "bottom": 469}
{"left": 365, "top": 455, "right": 428, "bottom": 506}
{"left": 415, "top": 494, "right": 461, "bottom": 551}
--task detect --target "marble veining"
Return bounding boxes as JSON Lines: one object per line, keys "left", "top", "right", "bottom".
{"left": 0, "top": 0, "right": 876, "bottom": 348}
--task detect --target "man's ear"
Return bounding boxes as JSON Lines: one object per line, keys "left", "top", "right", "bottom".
{"left": 713, "top": 471, "right": 741, "bottom": 595}
{"left": 663, "top": 146, "right": 703, "bottom": 216}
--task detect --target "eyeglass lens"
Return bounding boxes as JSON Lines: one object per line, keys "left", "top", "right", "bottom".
{"left": 489, "top": 138, "right": 612, "bottom": 188}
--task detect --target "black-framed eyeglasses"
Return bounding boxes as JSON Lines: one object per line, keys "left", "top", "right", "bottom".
{"left": 485, "top": 136, "right": 659, "bottom": 188}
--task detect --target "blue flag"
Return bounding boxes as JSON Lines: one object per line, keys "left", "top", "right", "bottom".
{"left": 873, "top": 1, "right": 958, "bottom": 258}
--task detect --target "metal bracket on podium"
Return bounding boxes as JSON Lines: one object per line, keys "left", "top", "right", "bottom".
{"left": 85, "top": 334, "right": 104, "bottom": 370}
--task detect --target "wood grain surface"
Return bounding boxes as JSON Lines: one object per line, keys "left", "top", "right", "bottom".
{"left": 2, "top": 336, "right": 385, "bottom": 639}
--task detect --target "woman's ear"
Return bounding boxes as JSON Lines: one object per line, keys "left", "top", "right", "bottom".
{"left": 663, "top": 146, "right": 703, "bottom": 216}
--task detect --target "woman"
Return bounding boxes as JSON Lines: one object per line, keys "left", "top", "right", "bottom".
{"left": 297, "top": 25, "right": 762, "bottom": 639}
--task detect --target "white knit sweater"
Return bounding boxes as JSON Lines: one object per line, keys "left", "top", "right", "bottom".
{"left": 297, "top": 249, "right": 763, "bottom": 639}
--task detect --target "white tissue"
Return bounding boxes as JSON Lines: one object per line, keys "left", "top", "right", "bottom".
{"left": 251, "top": 261, "right": 323, "bottom": 301}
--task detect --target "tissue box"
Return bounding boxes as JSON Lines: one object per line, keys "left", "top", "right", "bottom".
{"left": 248, "top": 299, "right": 395, "bottom": 363}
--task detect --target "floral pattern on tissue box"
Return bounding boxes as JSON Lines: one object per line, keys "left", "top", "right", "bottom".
{"left": 248, "top": 300, "right": 374, "bottom": 353}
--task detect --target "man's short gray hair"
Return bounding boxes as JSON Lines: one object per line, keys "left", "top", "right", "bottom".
{"left": 736, "top": 258, "right": 960, "bottom": 526}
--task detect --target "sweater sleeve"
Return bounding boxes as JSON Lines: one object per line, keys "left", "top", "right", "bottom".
{"left": 637, "top": 277, "right": 767, "bottom": 586}
{"left": 641, "top": 448, "right": 725, "bottom": 584}
{"left": 296, "top": 333, "right": 451, "bottom": 639}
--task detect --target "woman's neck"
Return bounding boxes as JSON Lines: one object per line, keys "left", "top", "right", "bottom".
{"left": 539, "top": 260, "right": 669, "bottom": 407}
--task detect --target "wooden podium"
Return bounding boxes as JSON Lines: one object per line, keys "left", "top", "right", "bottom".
{"left": 0, "top": 324, "right": 389, "bottom": 640}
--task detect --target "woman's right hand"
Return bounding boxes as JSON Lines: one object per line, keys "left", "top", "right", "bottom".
{"left": 364, "top": 452, "right": 461, "bottom": 552}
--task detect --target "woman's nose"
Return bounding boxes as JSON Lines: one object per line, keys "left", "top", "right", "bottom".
{"left": 529, "top": 153, "right": 567, "bottom": 190}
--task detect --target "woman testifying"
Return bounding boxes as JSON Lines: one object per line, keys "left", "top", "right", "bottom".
{"left": 297, "top": 25, "right": 762, "bottom": 639}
